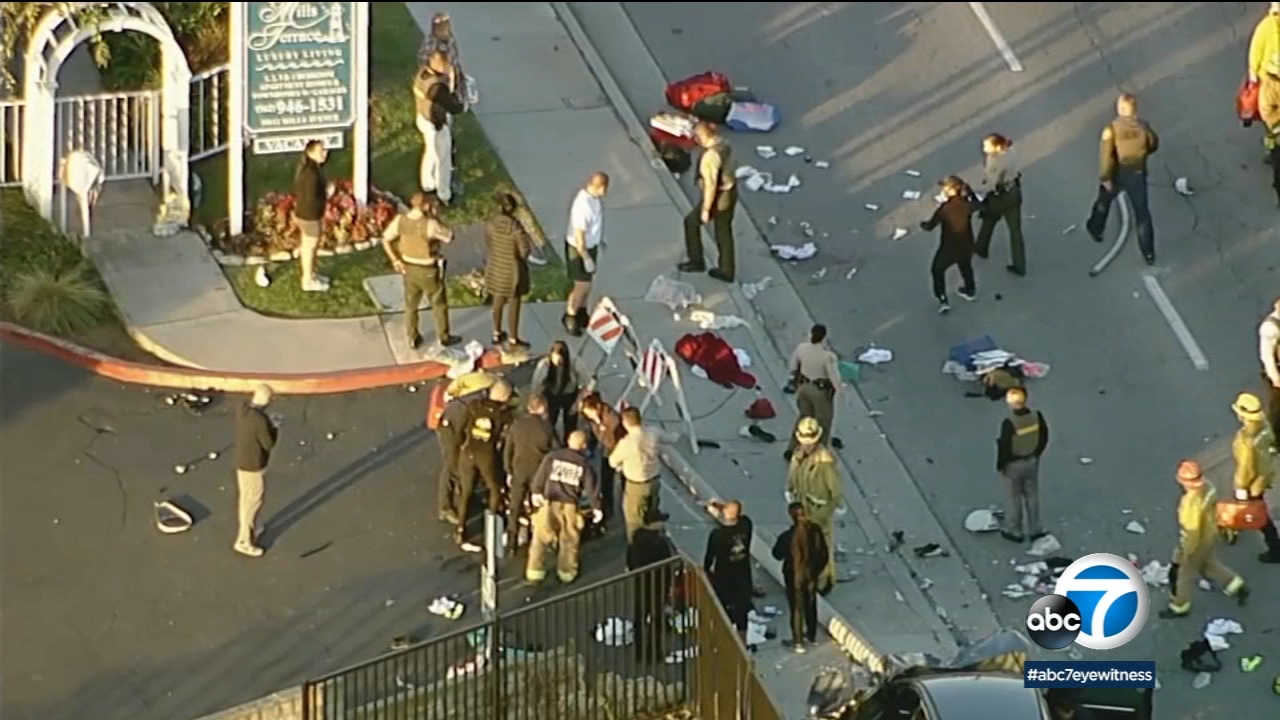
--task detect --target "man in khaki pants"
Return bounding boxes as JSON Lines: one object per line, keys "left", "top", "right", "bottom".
{"left": 234, "top": 384, "right": 279, "bottom": 557}
{"left": 526, "top": 431, "right": 601, "bottom": 584}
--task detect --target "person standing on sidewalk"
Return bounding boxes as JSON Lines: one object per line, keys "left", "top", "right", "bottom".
{"left": 414, "top": 51, "right": 465, "bottom": 205}
{"left": 293, "top": 140, "right": 331, "bottom": 293}
{"left": 382, "top": 192, "right": 460, "bottom": 349}
{"left": 678, "top": 122, "right": 738, "bottom": 283}
{"left": 1259, "top": 297, "right": 1280, "bottom": 449}
{"left": 1085, "top": 93, "right": 1160, "bottom": 265}
{"left": 610, "top": 407, "right": 662, "bottom": 542}
{"left": 580, "top": 390, "right": 625, "bottom": 521}
{"left": 785, "top": 324, "right": 844, "bottom": 460}
{"left": 233, "top": 384, "right": 278, "bottom": 557}
{"left": 703, "top": 500, "right": 755, "bottom": 636}
{"left": 995, "top": 386, "right": 1049, "bottom": 544}
{"left": 455, "top": 381, "right": 515, "bottom": 548}
{"left": 563, "top": 172, "right": 610, "bottom": 336}
{"left": 530, "top": 341, "right": 587, "bottom": 443}
{"left": 772, "top": 502, "right": 827, "bottom": 653}
{"left": 419, "top": 12, "right": 469, "bottom": 198}
{"left": 485, "top": 191, "right": 535, "bottom": 350}
{"left": 525, "top": 430, "right": 601, "bottom": 585}
{"left": 503, "top": 394, "right": 560, "bottom": 550}
{"left": 974, "top": 133, "right": 1027, "bottom": 277}
{"left": 1227, "top": 392, "right": 1280, "bottom": 563}
{"left": 627, "top": 506, "right": 674, "bottom": 664}
{"left": 920, "top": 175, "right": 978, "bottom": 315}
{"left": 1160, "top": 460, "right": 1250, "bottom": 618}
{"left": 786, "top": 418, "right": 844, "bottom": 594}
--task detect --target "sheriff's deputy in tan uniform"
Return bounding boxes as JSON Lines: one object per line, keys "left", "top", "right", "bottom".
{"left": 678, "top": 122, "right": 738, "bottom": 282}
{"left": 1160, "top": 460, "right": 1250, "bottom": 618}
{"left": 784, "top": 324, "right": 843, "bottom": 459}
{"left": 1226, "top": 392, "right": 1280, "bottom": 563}
{"left": 786, "top": 418, "right": 845, "bottom": 594}
{"left": 382, "top": 192, "right": 461, "bottom": 349}
{"left": 1085, "top": 93, "right": 1160, "bottom": 265}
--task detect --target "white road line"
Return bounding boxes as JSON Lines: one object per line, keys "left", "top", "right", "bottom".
{"left": 1141, "top": 273, "right": 1210, "bottom": 371}
{"left": 968, "top": 2, "right": 1024, "bottom": 73}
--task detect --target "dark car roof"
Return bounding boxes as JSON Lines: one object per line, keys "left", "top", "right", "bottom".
{"left": 915, "top": 672, "right": 1046, "bottom": 720}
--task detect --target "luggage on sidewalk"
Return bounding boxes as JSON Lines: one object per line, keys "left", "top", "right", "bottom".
{"left": 665, "top": 71, "right": 732, "bottom": 114}
{"left": 725, "top": 101, "right": 780, "bottom": 132}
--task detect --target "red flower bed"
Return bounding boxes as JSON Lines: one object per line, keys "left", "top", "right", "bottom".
{"left": 217, "top": 182, "right": 400, "bottom": 257}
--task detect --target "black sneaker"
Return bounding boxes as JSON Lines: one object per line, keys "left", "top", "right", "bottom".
{"left": 1029, "top": 531, "right": 1048, "bottom": 542}
{"left": 832, "top": 437, "right": 844, "bottom": 449}
{"left": 1006, "top": 265, "right": 1025, "bottom": 277}
{"left": 938, "top": 301, "right": 951, "bottom": 315}
{"left": 677, "top": 261, "right": 706, "bottom": 273}
{"left": 493, "top": 332, "right": 508, "bottom": 346}
{"left": 1143, "top": 253, "right": 1155, "bottom": 266}
{"left": 562, "top": 313, "right": 578, "bottom": 334}
{"left": 957, "top": 289, "right": 977, "bottom": 302}
{"left": 1236, "top": 585, "right": 1251, "bottom": 607}
{"left": 1088, "top": 230, "right": 1104, "bottom": 243}
{"left": 440, "top": 335, "right": 463, "bottom": 347}
{"left": 408, "top": 335, "right": 423, "bottom": 350}
{"left": 1000, "top": 530, "right": 1024, "bottom": 543}
{"left": 708, "top": 268, "right": 734, "bottom": 283}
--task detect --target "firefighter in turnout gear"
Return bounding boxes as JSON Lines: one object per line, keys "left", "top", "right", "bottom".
{"left": 525, "top": 430, "right": 601, "bottom": 584}
{"left": 1226, "top": 393, "right": 1280, "bottom": 562}
{"left": 786, "top": 417, "right": 845, "bottom": 594}
{"left": 1160, "top": 460, "right": 1250, "bottom": 618}
{"left": 454, "top": 381, "right": 515, "bottom": 547}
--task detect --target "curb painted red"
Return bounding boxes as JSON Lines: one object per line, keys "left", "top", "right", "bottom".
{"left": 0, "top": 322, "right": 504, "bottom": 394}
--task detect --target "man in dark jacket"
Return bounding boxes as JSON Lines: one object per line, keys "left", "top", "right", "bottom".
{"left": 921, "top": 175, "right": 978, "bottom": 314}
{"left": 234, "top": 384, "right": 279, "bottom": 557}
{"left": 996, "top": 386, "right": 1050, "bottom": 544}
{"left": 455, "top": 381, "right": 515, "bottom": 547}
{"left": 704, "top": 500, "right": 754, "bottom": 635}
{"left": 485, "top": 192, "right": 535, "bottom": 350}
{"left": 772, "top": 502, "right": 827, "bottom": 652}
{"left": 504, "top": 394, "right": 560, "bottom": 550}
{"left": 293, "top": 140, "right": 330, "bottom": 292}
{"left": 436, "top": 388, "right": 483, "bottom": 526}
{"left": 415, "top": 51, "right": 465, "bottom": 204}
{"left": 1086, "top": 93, "right": 1160, "bottom": 265}
{"left": 526, "top": 431, "right": 600, "bottom": 584}
{"left": 627, "top": 506, "right": 674, "bottom": 663}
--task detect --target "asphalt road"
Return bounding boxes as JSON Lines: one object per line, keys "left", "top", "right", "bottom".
{"left": 622, "top": 2, "right": 1279, "bottom": 717}
{"left": 0, "top": 343, "right": 627, "bottom": 720}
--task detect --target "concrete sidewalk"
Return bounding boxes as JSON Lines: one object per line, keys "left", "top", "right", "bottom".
{"left": 423, "top": 0, "right": 1002, "bottom": 689}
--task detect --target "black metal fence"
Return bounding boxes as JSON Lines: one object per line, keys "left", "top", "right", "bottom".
{"left": 302, "top": 556, "right": 780, "bottom": 720}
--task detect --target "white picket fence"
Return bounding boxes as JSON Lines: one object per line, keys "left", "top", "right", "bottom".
{"left": 0, "top": 62, "right": 229, "bottom": 188}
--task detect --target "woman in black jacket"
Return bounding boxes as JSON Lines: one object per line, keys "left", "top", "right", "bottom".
{"left": 293, "top": 140, "right": 330, "bottom": 292}
{"left": 772, "top": 502, "right": 828, "bottom": 653}
{"left": 484, "top": 192, "right": 534, "bottom": 349}
{"left": 920, "top": 175, "right": 978, "bottom": 314}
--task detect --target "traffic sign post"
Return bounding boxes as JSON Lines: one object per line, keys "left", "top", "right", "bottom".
{"left": 576, "top": 297, "right": 648, "bottom": 393}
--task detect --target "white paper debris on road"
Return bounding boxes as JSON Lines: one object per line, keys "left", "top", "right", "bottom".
{"left": 784, "top": 146, "right": 806, "bottom": 156}
{"left": 1140, "top": 560, "right": 1170, "bottom": 587}
{"left": 787, "top": 174, "right": 802, "bottom": 188}
{"left": 741, "top": 276, "right": 773, "bottom": 299}
{"left": 1198, "top": 579, "right": 1213, "bottom": 592}
{"left": 1125, "top": 520, "right": 1146, "bottom": 534}
{"left": 1192, "top": 672, "right": 1211, "bottom": 689}
{"left": 902, "top": 190, "right": 921, "bottom": 200}
{"left": 811, "top": 267, "right": 828, "bottom": 281}
{"left": 756, "top": 145, "right": 777, "bottom": 159}
{"left": 905, "top": 169, "right": 922, "bottom": 177}
{"left": 1205, "top": 618, "right": 1243, "bottom": 637}
{"left": 767, "top": 215, "right": 778, "bottom": 225}
{"left": 645, "top": 275, "right": 702, "bottom": 310}
{"left": 864, "top": 203, "right": 880, "bottom": 211}
{"left": 745, "top": 621, "right": 768, "bottom": 647}
{"left": 1061, "top": 224, "right": 1077, "bottom": 235}
{"left": 964, "top": 508, "right": 1000, "bottom": 533}
{"left": 845, "top": 267, "right": 858, "bottom": 280}
{"left": 689, "top": 309, "right": 749, "bottom": 331}
{"left": 1026, "top": 534, "right": 1062, "bottom": 557}
{"left": 1079, "top": 457, "right": 1094, "bottom": 465}
{"left": 857, "top": 348, "right": 894, "bottom": 365}
{"left": 771, "top": 242, "right": 818, "bottom": 260}
{"left": 814, "top": 160, "right": 831, "bottom": 168}
{"left": 735, "top": 165, "right": 760, "bottom": 179}
{"left": 892, "top": 227, "right": 909, "bottom": 241}
{"left": 1174, "top": 177, "right": 1194, "bottom": 196}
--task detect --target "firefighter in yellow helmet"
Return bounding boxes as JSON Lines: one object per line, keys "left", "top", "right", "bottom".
{"left": 1225, "top": 392, "right": 1280, "bottom": 562}
{"left": 785, "top": 417, "right": 845, "bottom": 594}
{"left": 1160, "top": 460, "right": 1250, "bottom": 618}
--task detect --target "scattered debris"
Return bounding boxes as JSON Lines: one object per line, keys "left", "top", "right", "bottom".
{"left": 902, "top": 190, "right": 921, "bottom": 200}
{"left": 964, "top": 508, "right": 1001, "bottom": 533}
{"left": 1125, "top": 520, "right": 1146, "bottom": 534}
{"left": 1061, "top": 224, "right": 1077, "bottom": 235}
{"left": 1079, "top": 456, "right": 1094, "bottom": 465}
{"left": 155, "top": 500, "right": 194, "bottom": 534}
{"left": 867, "top": 410, "right": 884, "bottom": 417}
{"left": 811, "top": 267, "right": 828, "bottom": 281}
{"left": 857, "top": 347, "right": 894, "bottom": 365}
{"left": 771, "top": 242, "right": 817, "bottom": 260}
{"left": 1205, "top": 617, "right": 1243, "bottom": 653}
{"left": 1199, "top": 579, "right": 1213, "bottom": 592}
{"left": 914, "top": 543, "right": 950, "bottom": 558}
{"left": 892, "top": 227, "right": 909, "bottom": 241}
{"left": 894, "top": 590, "right": 906, "bottom": 603}
{"left": 459, "top": 541, "right": 482, "bottom": 553}
{"left": 756, "top": 145, "right": 777, "bottom": 159}
{"left": 173, "top": 464, "right": 188, "bottom": 475}
{"left": 814, "top": 160, "right": 831, "bottom": 169}
{"left": 784, "top": 145, "right": 805, "bottom": 156}
{"left": 254, "top": 265, "right": 271, "bottom": 288}
{"left": 385, "top": 598, "right": 396, "bottom": 608}
{"left": 689, "top": 309, "right": 748, "bottom": 330}
{"left": 1174, "top": 177, "right": 1194, "bottom": 196}
{"left": 767, "top": 215, "right": 778, "bottom": 225}
{"left": 887, "top": 530, "right": 906, "bottom": 553}
{"left": 905, "top": 169, "right": 922, "bottom": 177}
{"left": 1240, "top": 654, "right": 1264, "bottom": 673}
{"left": 1026, "top": 534, "right": 1062, "bottom": 557}
{"left": 741, "top": 276, "right": 773, "bottom": 299}
{"left": 864, "top": 203, "right": 880, "bottom": 211}
{"left": 428, "top": 596, "right": 465, "bottom": 620}
{"left": 325, "top": 432, "right": 336, "bottom": 441}
{"left": 163, "top": 392, "right": 214, "bottom": 415}
{"left": 845, "top": 267, "right": 858, "bottom": 279}
{"left": 594, "top": 617, "right": 635, "bottom": 647}
{"left": 407, "top": 385, "right": 418, "bottom": 393}
{"left": 920, "top": 577, "right": 935, "bottom": 591}
{"left": 1192, "top": 672, "right": 1212, "bottom": 689}
{"left": 207, "top": 451, "right": 219, "bottom": 460}
{"left": 1121, "top": 508, "right": 1133, "bottom": 514}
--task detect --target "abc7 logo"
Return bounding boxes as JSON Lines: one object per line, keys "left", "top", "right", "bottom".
{"left": 1025, "top": 553, "right": 1149, "bottom": 651}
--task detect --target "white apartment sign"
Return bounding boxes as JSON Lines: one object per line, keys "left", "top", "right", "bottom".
{"left": 243, "top": 2, "right": 356, "bottom": 134}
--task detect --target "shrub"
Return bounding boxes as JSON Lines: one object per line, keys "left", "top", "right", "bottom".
{"left": 7, "top": 263, "right": 110, "bottom": 334}
{"left": 219, "top": 182, "right": 399, "bottom": 256}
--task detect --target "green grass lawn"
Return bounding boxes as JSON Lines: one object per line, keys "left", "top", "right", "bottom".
{"left": 194, "top": 2, "right": 567, "bottom": 318}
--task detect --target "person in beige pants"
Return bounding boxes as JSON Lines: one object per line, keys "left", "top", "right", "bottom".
{"left": 233, "top": 384, "right": 279, "bottom": 557}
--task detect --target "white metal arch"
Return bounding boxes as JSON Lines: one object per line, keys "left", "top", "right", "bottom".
{"left": 22, "top": 1, "right": 191, "bottom": 221}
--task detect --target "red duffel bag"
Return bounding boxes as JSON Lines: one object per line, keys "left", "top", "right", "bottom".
{"left": 1237, "top": 77, "right": 1260, "bottom": 127}
{"left": 666, "top": 71, "right": 732, "bottom": 114}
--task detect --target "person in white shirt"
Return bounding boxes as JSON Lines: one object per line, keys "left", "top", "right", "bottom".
{"left": 563, "top": 172, "right": 609, "bottom": 336}
{"left": 1260, "top": 296, "right": 1280, "bottom": 450}
{"left": 60, "top": 149, "right": 104, "bottom": 237}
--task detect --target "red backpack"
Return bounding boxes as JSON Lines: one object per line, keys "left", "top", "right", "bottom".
{"left": 665, "top": 72, "right": 732, "bottom": 114}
